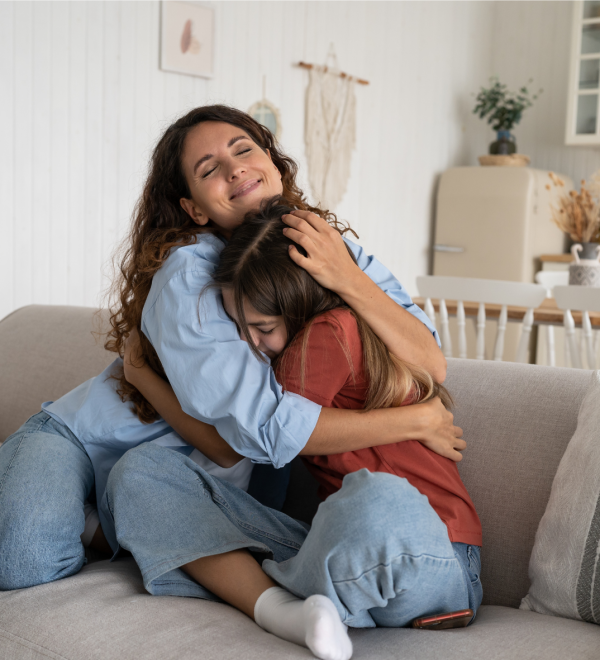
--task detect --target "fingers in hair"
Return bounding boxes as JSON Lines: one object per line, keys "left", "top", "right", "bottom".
{"left": 283, "top": 211, "right": 323, "bottom": 235}
{"left": 283, "top": 226, "right": 315, "bottom": 251}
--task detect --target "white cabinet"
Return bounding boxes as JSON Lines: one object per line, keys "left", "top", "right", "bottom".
{"left": 566, "top": 1, "right": 600, "bottom": 145}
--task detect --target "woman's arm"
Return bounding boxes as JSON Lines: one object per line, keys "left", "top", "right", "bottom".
{"left": 124, "top": 329, "right": 243, "bottom": 469}
{"left": 283, "top": 210, "right": 446, "bottom": 383}
{"left": 305, "top": 399, "right": 464, "bottom": 462}
{"left": 126, "top": 331, "right": 464, "bottom": 464}
{"left": 126, "top": 364, "right": 465, "bottom": 463}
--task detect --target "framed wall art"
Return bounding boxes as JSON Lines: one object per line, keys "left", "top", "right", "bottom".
{"left": 160, "top": 1, "right": 214, "bottom": 78}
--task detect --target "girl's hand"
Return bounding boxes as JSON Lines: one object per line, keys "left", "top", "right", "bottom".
{"left": 282, "top": 210, "right": 361, "bottom": 295}
{"left": 415, "top": 397, "right": 466, "bottom": 462}
{"left": 123, "top": 326, "right": 145, "bottom": 383}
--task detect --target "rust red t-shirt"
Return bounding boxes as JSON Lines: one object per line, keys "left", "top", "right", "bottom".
{"left": 276, "top": 308, "right": 482, "bottom": 547}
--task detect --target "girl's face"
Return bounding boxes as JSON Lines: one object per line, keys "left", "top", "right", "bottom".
{"left": 179, "top": 121, "right": 283, "bottom": 238}
{"left": 221, "top": 288, "right": 287, "bottom": 359}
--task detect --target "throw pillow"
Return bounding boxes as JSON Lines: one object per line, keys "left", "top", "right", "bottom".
{"left": 520, "top": 370, "right": 600, "bottom": 624}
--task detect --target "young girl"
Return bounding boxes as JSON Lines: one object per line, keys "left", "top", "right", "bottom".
{"left": 212, "top": 197, "right": 482, "bottom": 550}
{"left": 122, "top": 196, "right": 482, "bottom": 656}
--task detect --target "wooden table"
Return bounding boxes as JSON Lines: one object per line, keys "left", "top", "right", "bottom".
{"left": 412, "top": 296, "right": 600, "bottom": 329}
{"left": 539, "top": 254, "right": 573, "bottom": 264}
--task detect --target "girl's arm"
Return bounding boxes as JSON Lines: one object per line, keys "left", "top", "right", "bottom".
{"left": 283, "top": 210, "right": 446, "bottom": 383}
{"left": 124, "top": 329, "right": 243, "bottom": 469}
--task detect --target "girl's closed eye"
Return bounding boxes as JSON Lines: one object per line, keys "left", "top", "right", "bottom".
{"left": 221, "top": 288, "right": 288, "bottom": 359}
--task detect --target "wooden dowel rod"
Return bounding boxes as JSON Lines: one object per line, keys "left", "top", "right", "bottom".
{"left": 297, "top": 61, "right": 370, "bottom": 85}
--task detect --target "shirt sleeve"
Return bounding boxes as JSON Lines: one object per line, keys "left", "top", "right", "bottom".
{"left": 278, "top": 316, "right": 355, "bottom": 408}
{"left": 343, "top": 236, "right": 441, "bottom": 348}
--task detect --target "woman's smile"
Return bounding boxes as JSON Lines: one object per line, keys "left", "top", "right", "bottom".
{"left": 230, "top": 179, "right": 262, "bottom": 200}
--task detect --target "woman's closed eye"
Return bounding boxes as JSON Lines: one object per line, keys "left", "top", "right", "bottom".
{"left": 202, "top": 149, "right": 252, "bottom": 179}
{"left": 258, "top": 327, "right": 275, "bottom": 335}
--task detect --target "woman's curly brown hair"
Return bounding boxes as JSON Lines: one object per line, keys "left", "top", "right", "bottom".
{"left": 105, "top": 104, "right": 349, "bottom": 423}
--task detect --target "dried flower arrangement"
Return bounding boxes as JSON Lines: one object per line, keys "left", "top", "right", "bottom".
{"left": 546, "top": 172, "right": 600, "bottom": 244}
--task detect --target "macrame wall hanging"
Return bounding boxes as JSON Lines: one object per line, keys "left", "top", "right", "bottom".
{"left": 298, "top": 47, "right": 369, "bottom": 211}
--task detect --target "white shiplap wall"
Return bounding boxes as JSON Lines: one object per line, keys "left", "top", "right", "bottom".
{"left": 490, "top": 1, "right": 600, "bottom": 186}
{"left": 0, "top": 1, "right": 496, "bottom": 321}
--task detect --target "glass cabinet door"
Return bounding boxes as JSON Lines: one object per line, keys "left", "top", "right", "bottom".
{"left": 576, "top": 93, "right": 598, "bottom": 134}
{"left": 567, "top": 2, "right": 600, "bottom": 143}
{"left": 583, "top": 0, "right": 600, "bottom": 19}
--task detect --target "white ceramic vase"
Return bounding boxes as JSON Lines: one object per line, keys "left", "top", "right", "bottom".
{"left": 569, "top": 243, "right": 600, "bottom": 287}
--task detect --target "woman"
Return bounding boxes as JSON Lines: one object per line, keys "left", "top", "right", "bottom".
{"left": 113, "top": 199, "right": 481, "bottom": 660}
{"left": 0, "top": 107, "right": 463, "bottom": 643}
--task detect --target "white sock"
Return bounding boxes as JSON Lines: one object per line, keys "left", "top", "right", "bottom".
{"left": 254, "top": 587, "right": 352, "bottom": 660}
{"left": 80, "top": 501, "right": 101, "bottom": 548}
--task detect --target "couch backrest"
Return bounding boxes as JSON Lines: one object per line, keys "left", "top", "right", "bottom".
{"left": 444, "top": 358, "right": 590, "bottom": 608}
{"left": 0, "top": 305, "right": 115, "bottom": 443}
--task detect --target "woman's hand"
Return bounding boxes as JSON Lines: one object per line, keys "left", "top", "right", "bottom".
{"left": 414, "top": 397, "right": 466, "bottom": 462}
{"left": 282, "top": 210, "right": 362, "bottom": 295}
{"left": 123, "top": 326, "right": 146, "bottom": 384}
{"left": 282, "top": 209, "right": 446, "bottom": 382}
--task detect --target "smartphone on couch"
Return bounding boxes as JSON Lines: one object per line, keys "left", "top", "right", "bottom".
{"left": 411, "top": 608, "right": 474, "bottom": 630}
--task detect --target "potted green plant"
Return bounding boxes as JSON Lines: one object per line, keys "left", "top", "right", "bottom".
{"left": 473, "top": 77, "right": 542, "bottom": 155}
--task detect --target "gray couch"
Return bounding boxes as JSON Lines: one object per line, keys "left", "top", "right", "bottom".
{"left": 1, "top": 305, "right": 599, "bottom": 660}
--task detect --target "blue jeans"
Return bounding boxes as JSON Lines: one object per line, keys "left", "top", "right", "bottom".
{"left": 106, "top": 443, "right": 483, "bottom": 628}
{"left": 0, "top": 412, "right": 290, "bottom": 590}
{"left": 0, "top": 412, "right": 94, "bottom": 590}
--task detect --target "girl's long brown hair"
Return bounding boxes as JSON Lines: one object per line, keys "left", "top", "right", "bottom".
{"left": 105, "top": 105, "right": 346, "bottom": 422}
{"left": 212, "top": 197, "right": 451, "bottom": 411}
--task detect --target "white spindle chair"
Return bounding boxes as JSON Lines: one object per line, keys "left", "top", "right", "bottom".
{"left": 553, "top": 285, "right": 600, "bottom": 369}
{"left": 416, "top": 276, "right": 547, "bottom": 362}
{"left": 534, "top": 271, "right": 569, "bottom": 367}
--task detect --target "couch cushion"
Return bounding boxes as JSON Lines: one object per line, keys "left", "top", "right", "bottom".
{"left": 351, "top": 604, "right": 600, "bottom": 659}
{"left": 1, "top": 561, "right": 598, "bottom": 660}
{"left": 0, "top": 306, "right": 114, "bottom": 443}
{"left": 521, "top": 370, "right": 600, "bottom": 623}
{"left": 444, "top": 359, "right": 590, "bottom": 609}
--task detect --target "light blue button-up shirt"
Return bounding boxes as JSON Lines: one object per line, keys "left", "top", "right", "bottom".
{"left": 44, "top": 232, "right": 438, "bottom": 502}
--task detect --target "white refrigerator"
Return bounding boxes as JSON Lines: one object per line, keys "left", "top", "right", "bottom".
{"left": 432, "top": 167, "right": 573, "bottom": 361}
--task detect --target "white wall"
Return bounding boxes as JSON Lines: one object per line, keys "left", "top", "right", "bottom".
{"left": 1, "top": 1, "right": 496, "bottom": 320}
{"left": 490, "top": 1, "right": 600, "bottom": 185}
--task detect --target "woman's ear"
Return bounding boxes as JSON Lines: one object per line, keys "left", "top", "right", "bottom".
{"left": 180, "top": 198, "right": 209, "bottom": 226}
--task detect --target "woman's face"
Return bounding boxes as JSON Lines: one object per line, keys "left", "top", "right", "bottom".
{"left": 221, "top": 288, "right": 287, "bottom": 359}
{"left": 180, "top": 121, "right": 283, "bottom": 237}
